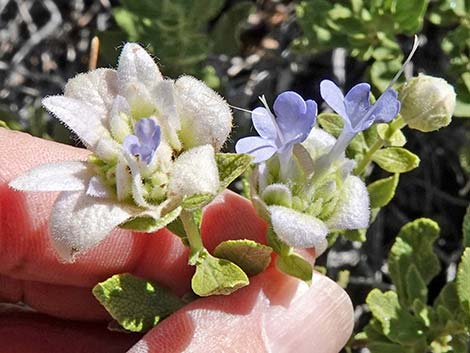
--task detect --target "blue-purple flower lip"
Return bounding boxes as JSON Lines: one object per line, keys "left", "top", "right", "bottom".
{"left": 123, "top": 118, "right": 161, "bottom": 164}
{"left": 235, "top": 91, "right": 317, "bottom": 163}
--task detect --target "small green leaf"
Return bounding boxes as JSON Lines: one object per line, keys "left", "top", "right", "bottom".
{"left": 389, "top": 218, "right": 441, "bottom": 307}
{"left": 216, "top": 153, "right": 252, "bottom": 190}
{"left": 343, "top": 228, "right": 367, "bottom": 242}
{"left": 366, "top": 289, "right": 426, "bottom": 345}
{"left": 336, "top": 270, "right": 350, "bottom": 289}
{"left": 266, "top": 228, "right": 290, "bottom": 256}
{"left": 376, "top": 123, "right": 406, "bottom": 147}
{"left": 93, "top": 273, "right": 184, "bottom": 332}
{"left": 456, "top": 248, "right": 470, "bottom": 315}
{"left": 182, "top": 193, "right": 214, "bottom": 211}
{"left": 394, "top": 0, "right": 427, "bottom": 33}
{"left": 372, "top": 147, "right": 420, "bottom": 173}
{"left": 462, "top": 206, "right": 470, "bottom": 248}
{"left": 166, "top": 218, "right": 187, "bottom": 241}
{"left": 120, "top": 207, "right": 182, "bottom": 232}
{"left": 214, "top": 239, "right": 272, "bottom": 276}
{"left": 276, "top": 252, "right": 313, "bottom": 283}
{"left": 317, "top": 113, "right": 343, "bottom": 137}
{"left": 367, "top": 174, "right": 399, "bottom": 209}
{"left": 191, "top": 250, "right": 249, "bottom": 296}
{"left": 406, "top": 265, "right": 428, "bottom": 304}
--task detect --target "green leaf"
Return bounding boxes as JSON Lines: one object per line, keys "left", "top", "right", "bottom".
{"left": 211, "top": 2, "right": 254, "bottom": 56}
{"left": 366, "top": 289, "right": 426, "bottom": 345}
{"left": 406, "top": 265, "right": 428, "bottom": 304}
{"left": 191, "top": 250, "right": 249, "bottom": 296}
{"left": 462, "top": 206, "right": 470, "bottom": 248}
{"left": 371, "top": 147, "right": 420, "bottom": 173}
{"left": 317, "top": 113, "right": 343, "bottom": 137}
{"left": 182, "top": 193, "right": 214, "bottom": 211}
{"left": 266, "top": 228, "right": 290, "bottom": 256}
{"left": 456, "top": 247, "right": 470, "bottom": 315}
{"left": 214, "top": 239, "right": 272, "bottom": 276}
{"left": 343, "top": 228, "right": 367, "bottom": 242}
{"left": 120, "top": 206, "right": 182, "bottom": 232}
{"left": 376, "top": 123, "right": 406, "bottom": 147}
{"left": 336, "top": 270, "right": 350, "bottom": 289}
{"left": 216, "top": 153, "right": 253, "bottom": 190}
{"left": 93, "top": 273, "right": 184, "bottom": 332}
{"left": 276, "top": 252, "right": 313, "bottom": 283}
{"left": 393, "top": 0, "right": 427, "bottom": 34}
{"left": 367, "top": 174, "right": 399, "bottom": 209}
{"left": 388, "top": 218, "right": 441, "bottom": 307}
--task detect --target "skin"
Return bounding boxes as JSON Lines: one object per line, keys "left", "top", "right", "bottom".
{"left": 0, "top": 128, "right": 354, "bottom": 353}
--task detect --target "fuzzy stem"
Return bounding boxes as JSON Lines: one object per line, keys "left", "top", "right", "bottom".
{"left": 353, "top": 116, "right": 407, "bottom": 176}
{"left": 180, "top": 211, "right": 203, "bottom": 253}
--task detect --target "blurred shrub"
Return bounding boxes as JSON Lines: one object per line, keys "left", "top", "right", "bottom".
{"left": 294, "top": 0, "right": 470, "bottom": 117}
{"left": 428, "top": 0, "right": 470, "bottom": 117}
{"left": 294, "top": 0, "right": 428, "bottom": 91}
{"left": 101, "top": 0, "right": 254, "bottom": 87}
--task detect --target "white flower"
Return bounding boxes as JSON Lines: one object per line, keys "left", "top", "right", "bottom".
{"left": 252, "top": 128, "right": 370, "bottom": 253}
{"left": 9, "top": 43, "right": 232, "bottom": 261}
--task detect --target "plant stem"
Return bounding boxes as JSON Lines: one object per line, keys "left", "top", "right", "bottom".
{"left": 179, "top": 211, "right": 203, "bottom": 253}
{"left": 354, "top": 116, "right": 407, "bottom": 176}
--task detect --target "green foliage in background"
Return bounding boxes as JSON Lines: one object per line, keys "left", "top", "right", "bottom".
{"left": 294, "top": 0, "right": 470, "bottom": 117}
{"left": 103, "top": 0, "right": 253, "bottom": 86}
{"left": 354, "top": 217, "right": 470, "bottom": 352}
{"left": 294, "top": 0, "right": 429, "bottom": 91}
{"left": 428, "top": 0, "right": 470, "bottom": 117}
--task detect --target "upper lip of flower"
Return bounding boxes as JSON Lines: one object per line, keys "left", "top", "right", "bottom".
{"left": 235, "top": 91, "right": 317, "bottom": 163}
{"left": 320, "top": 79, "right": 401, "bottom": 135}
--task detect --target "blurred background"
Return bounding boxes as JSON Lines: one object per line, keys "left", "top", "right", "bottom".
{"left": 1, "top": 0, "right": 469, "bottom": 351}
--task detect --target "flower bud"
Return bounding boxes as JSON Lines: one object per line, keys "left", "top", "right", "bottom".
{"left": 399, "top": 74, "right": 456, "bottom": 132}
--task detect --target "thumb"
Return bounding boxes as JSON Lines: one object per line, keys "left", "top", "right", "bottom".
{"left": 129, "top": 270, "right": 354, "bottom": 353}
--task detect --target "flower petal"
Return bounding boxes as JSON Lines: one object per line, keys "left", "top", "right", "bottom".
{"left": 115, "top": 157, "right": 132, "bottom": 201}
{"left": 274, "top": 91, "right": 316, "bottom": 143}
{"left": 109, "top": 95, "right": 132, "bottom": 142}
{"left": 326, "top": 175, "right": 370, "bottom": 230}
{"left": 269, "top": 205, "right": 328, "bottom": 248}
{"left": 117, "top": 43, "right": 163, "bottom": 95}
{"left": 320, "top": 80, "right": 347, "bottom": 119}
{"left": 168, "top": 145, "right": 220, "bottom": 198}
{"left": 251, "top": 107, "right": 277, "bottom": 141}
{"left": 50, "top": 191, "right": 136, "bottom": 261}
{"left": 370, "top": 88, "right": 401, "bottom": 124}
{"left": 314, "top": 238, "right": 329, "bottom": 257}
{"left": 9, "top": 161, "right": 91, "bottom": 192}
{"left": 235, "top": 136, "right": 277, "bottom": 163}
{"left": 64, "top": 68, "right": 118, "bottom": 121}
{"left": 42, "top": 96, "right": 108, "bottom": 149}
{"left": 86, "top": 176, "right": 112, "bottom": 198}
{"left": 153, "top": 80, "right": 181, "bottom": 150}
{"left": 175, "top": 76, "right": 232, "bottom": 151}
{"left": 344, "top": 83, "right": 371, "bottom": 130}
{"left": 301, "top": 127, "right": 337, "bottom": 160}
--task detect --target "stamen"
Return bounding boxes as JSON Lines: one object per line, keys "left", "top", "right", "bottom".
{"left": 259, "top": 95, "right": 285, "bottom": 144}
{"left": 387, "top": 35, "right": 420, "bottom": 90}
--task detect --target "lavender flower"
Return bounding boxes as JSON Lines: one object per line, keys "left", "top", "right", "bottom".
{"left": 235, "top": 91, "right": 317, "bottom": 176}
{"left": 320, "top": 81, "right": 400, "bottom": 135}
{"left": 317, "top": 37, "right": 419, "bottom": 173}
{"left": 123, "top": 118, "right": 161, "bottom": 164}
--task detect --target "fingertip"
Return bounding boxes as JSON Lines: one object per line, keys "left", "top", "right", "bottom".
{"left": 129, "top": 270, "right": 353, "bottom": 353}
{"left": 201, "top": 191, "right": 268, "bottom": 251}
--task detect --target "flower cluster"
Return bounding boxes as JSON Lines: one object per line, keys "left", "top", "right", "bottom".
{"left": 10, "top": 43, "right": 232, "bottom": 260}
{"left": 236, "top": 80, "right": 399, "bottom": 253}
